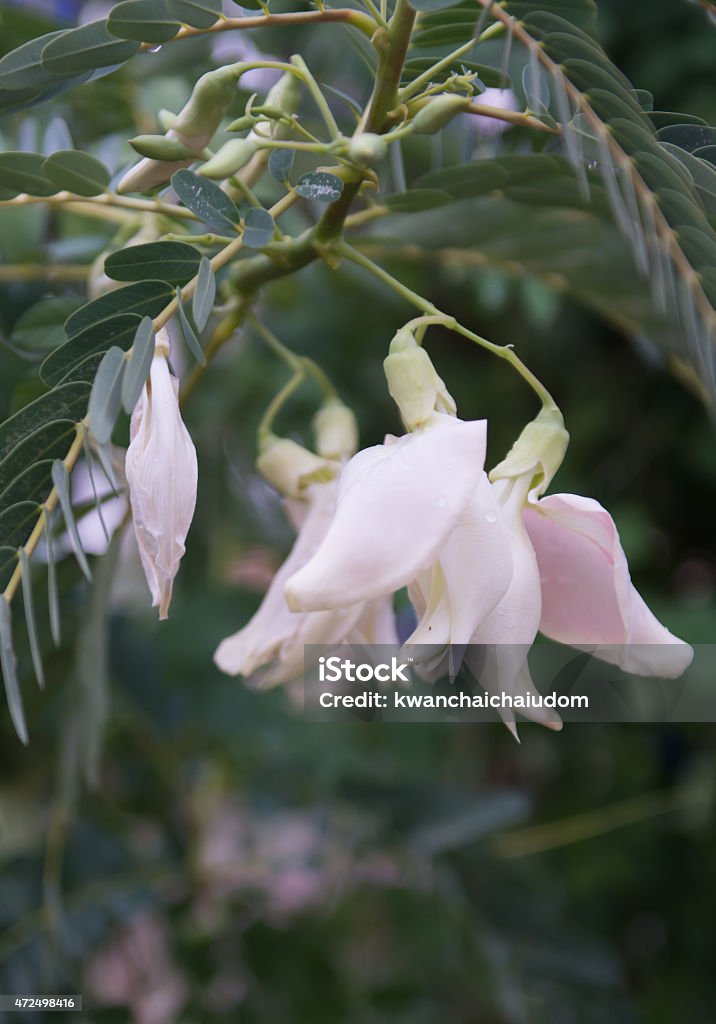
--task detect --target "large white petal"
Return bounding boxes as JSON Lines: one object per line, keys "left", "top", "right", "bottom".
{"left": 285, "top": 415, "right": 487, "bottom": 610}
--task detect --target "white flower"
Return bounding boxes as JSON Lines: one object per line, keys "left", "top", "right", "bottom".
{"left": 214, "top": 404, "right": 395, "bottom": 687}
{"left": 125, "top": 334, "right": 197, "bottom": 619}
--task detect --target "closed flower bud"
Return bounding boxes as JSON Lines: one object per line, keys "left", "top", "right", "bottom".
{"left": 199, "top": 138, "right": 259, "bottom": 179}
{"left": 125, "top": 333, "right": 198, "bottom": 619}
{"left": 312, "top": 399, "right": 359, "bottom": 460}
{"left": 118, "top": 65, "right": 242, "bottom": 194}
{"left": 347, "top": 133, "right": 387, "bottom": 166}
{"left": 490, "top": 406, "right": 569, "bottom": 496}
{"left": 256, "top": 436, "right": 335, "bottom": 498}
{"left": 411, "top": 95, "right": 470, "bottom": 135}
{"left": 384, "top": 328, "right": 456, "bottom": 429}
{"left": 129, "top": 134, "right": 197, "bottom": 161}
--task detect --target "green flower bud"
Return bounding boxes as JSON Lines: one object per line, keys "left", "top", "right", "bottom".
{"left": 226, "top": 115, "right": 255, "bottom": 133}
{"left": 384, "top": 328, "right": 456, "bottom": 430}
{"left": 174, "top": 65, "right": 243, "bottom": 138}
{"left": 199, "top": 138, "right": 259, "bottom": 179}
{"left": 130, "top": 134, "right": 196, "bottom": 160}
{"left": 257, "top": 436, "right": 336, "bottom": 497}
{"left": 158, "top": 108, "right": 178, "bottom": 131}
{"left": 264, "top": 70, "right": 302, "bottom": 118}
{"left": 347, "top": 133, "right": 388, "bottom": 166}
{"left": 490, "top": 406, "right": 569, "bottom": 496}
{"left": 312, "top": 399, "right": 359, "bottom": 460}
{"left": 411, "top": 95, "right": 470, "bottom": 135}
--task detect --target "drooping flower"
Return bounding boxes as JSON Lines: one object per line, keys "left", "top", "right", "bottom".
{"left": 214, "top": 403, "right": 397, "bottom": 687}
{"left": 287, "top": 332, "right": 693, "bottom": 734}
{"left": 489, "top": 406, "right": 694, "bottom": 678}
{"left": 125, "top": 331, "right": 197, "bottom": 619}
{"left": 286, "top": 331, "right": 514, "bottom": 651}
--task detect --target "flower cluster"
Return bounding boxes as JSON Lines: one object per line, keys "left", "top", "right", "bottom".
{"left": 214, "top": 329, "right": 692, "bottom": 730}
{"left": 121, "top": 317, "right": 691, "bottom": 726}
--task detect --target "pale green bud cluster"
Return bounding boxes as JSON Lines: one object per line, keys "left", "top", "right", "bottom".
{"left": 411, "top": 95, "right": 470, "bottom": 135}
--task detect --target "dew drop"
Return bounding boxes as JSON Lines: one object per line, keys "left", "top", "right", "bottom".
{"left": 149, "top": 45, "right": 162, "bottom": 53}
{"left": 484, "top": 510, "right": 498, "bottom": 523}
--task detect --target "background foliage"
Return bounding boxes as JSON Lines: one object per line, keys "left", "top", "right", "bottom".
{"left": 0, "top": 0, "right": 714, "bottom": 1020}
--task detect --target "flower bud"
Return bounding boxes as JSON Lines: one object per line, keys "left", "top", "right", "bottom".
{"left": 384, "top": 328, "right": 456, "bottom": 430}
{"left": 312, "top": 399, "right": 359, "bottom": 460}
{"left": 130, "top": 134, "right": 196, "bottom": 160}
{"left": 490, "top": 406, "right": 569, "bottom": 496}
{"left": 118, "top": 65, "right": 242, "bottom": 193}
{"left": 199, "top": 138, "right": 258, "bottom": 179}
{"left": 257, "top": 436, "right": 335, "bottom": 498}
{"left": 347, "top": 133, "right": 388, "bottom": 166}
{"left": 411, "top": 95, "right": 470, "bottom": 135}
{"left": 173, "top": 65, "right": 243, "bottom": 137}
{"left": 264, "top": 70, "right": 303, "bottom": 119}
{"left": 125, "top": 338, "right": 198, "bottom": 619}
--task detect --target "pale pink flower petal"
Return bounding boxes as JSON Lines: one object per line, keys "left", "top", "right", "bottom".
{"left": 524, "top": 493, "right": 693, "bottom": 677}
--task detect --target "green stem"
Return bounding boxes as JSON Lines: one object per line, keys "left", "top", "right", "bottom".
{"left": 399, "top": 20, "right": 505, "bottom": 103}
{"left": 337, "top": 241, "right": 558, "bottom": 409}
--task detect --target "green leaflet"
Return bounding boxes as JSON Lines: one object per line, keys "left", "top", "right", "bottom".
{"left": 41, "top": 315, "right": 142, "bottom": 387}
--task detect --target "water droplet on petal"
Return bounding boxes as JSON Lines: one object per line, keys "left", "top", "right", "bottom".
{"left": 484, "top": 510, "right": 498, "bottom": 523}
{"left": 436, "top": 497, "right": 447, "bottom": 508}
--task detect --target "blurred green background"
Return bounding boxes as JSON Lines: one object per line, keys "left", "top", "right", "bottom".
{"left": 0, "top": 0, "right": 715, "bottom": 1021}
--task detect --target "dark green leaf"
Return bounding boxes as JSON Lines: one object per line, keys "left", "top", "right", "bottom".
{"left": 41, "top": 20, "right": 140, "bottom": 77}
{"left": 42, "top": 150, "right": 110, "bottom": 196}
{"left": 171, "top": 169, "right": 240, "bottom": 235}
{"left": 0, "top": 422, "right": 78, "bottom": 498}
{"left": 295, "top": 171, "right": 344, "bottom": 203}
{"left": 88, "top": 347, "right": 126, "bottom": 444}
{"left": 175, "top": 289, "right": 206, "bottom": 365}
{"left": 192, "top": 257, "right": 216, "bottom": 331}
{"left": 105, "top": 241, "right": 202, "bottom": 285}
{"left": 0, "top": 596, "right": 28, "bottom": 745}
{"left": 41, "top": 315, "right": 142, "bottom": 387}
{"left": 11, "top": 297, "right": 84, "bottom": 356}
{"left": 657, "top": 124, "right": 716, "bottom": 154}
{"left": 648, "top": 111, "right": 707, "bottom": 130}
{"left": 0, "top": 383, "right": 90, "bottom": 463}
{"left": 383, "top": 189, "right": 453, "bottom": 212}
{"left": 414, "top": 161, "right": 509, "bottom": 199}
{"left": 242, "top": 207, "right": 275, "bottom": 248}
{"left": 0, "top": 461, "right": 55, "bottom": 507}
{"left": 122, "top": 317, "right": 155, "bottom": 413}
{"left": 0, "top": 30, "right": 67, "bottom": 90}
{"left": 66, "top": 280, "right": 174, "bottom": 338}
{"left": 0, "top": 152, "right": 58, "bottom": 197}
{"left": 167, "top": 0, "right": 222, "bottom": 28}
{"left": 107, "top": 0, "right": 181, "bottom": 43}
